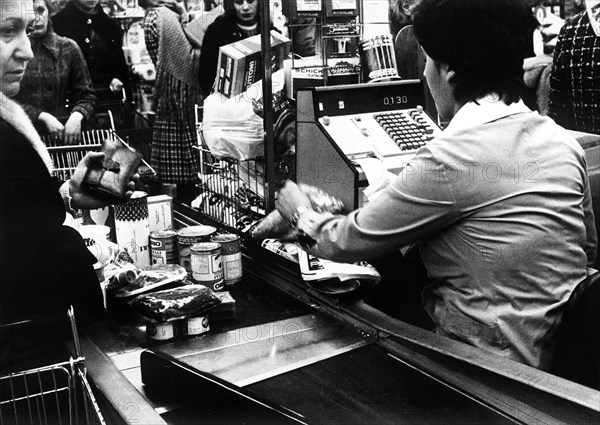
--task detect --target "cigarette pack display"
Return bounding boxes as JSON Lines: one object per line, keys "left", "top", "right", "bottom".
{"left": 324, "top": 0, "right": 358, "bottom": 18}
{"left": 147, "top": 194, "right": 173, "bottom": 232}
{"left": 216, "top": 31, "right": 291, "bottom": 98}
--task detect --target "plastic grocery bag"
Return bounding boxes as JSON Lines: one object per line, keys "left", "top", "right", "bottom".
{"left": 202, "top": 91, "right": 264, "bottom": 160}
{"left": 202, "top": 70, "right": 286, "bottom": 161}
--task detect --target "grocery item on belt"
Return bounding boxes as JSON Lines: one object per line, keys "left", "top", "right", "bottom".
{"left": 131, "top": 284, "right": 222, "bottom": 322}
{"left": 210, "top": 291, "right": 237, "bottom": 321}
{"left": 106, "top": 263, "right": 187, "bottom": 297}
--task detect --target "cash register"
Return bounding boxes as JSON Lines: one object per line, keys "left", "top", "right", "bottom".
{"left": 296, "top": 80, "right": 442, "bottom": 209}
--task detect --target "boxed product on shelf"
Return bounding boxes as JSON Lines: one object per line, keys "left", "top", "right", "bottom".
{"left": 283, "top": 57, "right": 326, "bottom": 99}
{"left": 215, "top": 30, "right": 291, "bottom": 98}
{"left": 147, "top": 194, "right": 173, "bottom": 232}
{"left": 324, "top": 0, "right": 358, "bottom": 18}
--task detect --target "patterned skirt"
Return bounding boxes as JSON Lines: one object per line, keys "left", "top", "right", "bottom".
{"left": 150, "top": 73, "right": 202, "bottom": 184}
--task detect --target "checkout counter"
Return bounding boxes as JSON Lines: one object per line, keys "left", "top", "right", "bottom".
{"left": 80, "top": 201, "right": 600, "bottom": 424}
{"left": 79, "top": 80, "right": 600, "bottom": 424}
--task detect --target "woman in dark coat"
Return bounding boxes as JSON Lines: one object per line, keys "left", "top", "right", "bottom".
{"left": 52, "top": 0, "right": 130, "bottom": 101}
{"left": 199, "top": 0, "right": 261, "bottom": 96}
{"left": 0, "top": 0, "right": 136, "bottom": 373}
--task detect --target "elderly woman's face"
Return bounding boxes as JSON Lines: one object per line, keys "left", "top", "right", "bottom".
{"left": 0, "top": 0, "right": 35, "bottom": 97}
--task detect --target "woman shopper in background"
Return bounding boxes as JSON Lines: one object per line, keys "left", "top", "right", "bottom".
{"left": 13, "top": 0, "right": 96, "bottom": 144}
{"left": 141, "top": 0, "right": 203, "bottom": 204}
{"left": 52, "top": 0, "right": 130, "bottom": 104}
{"left": 199, "top": 0, "right": 262, "bottom": 96}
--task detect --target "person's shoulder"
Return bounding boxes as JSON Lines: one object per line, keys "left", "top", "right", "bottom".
{"left": 51, "top": 8, "right": 68, "bottom": 25}
{"left": 55, "top": 33, "right": 84, "bottom": 53}
{"left": 203, "top": 14, "right": 227, "bottom": 38}
{"left": 53, "top": 2, "right": 78, "bottom": 20}
{"left": 561, "top": 9, "right": 590, "bottom": 32}
{"left": 208, "top": 14, "right": 234, "bottom": 30}
{"left": 95, "top": 7, "right": 121, "bottom": 28}
{"left": 526, "top": 113, "right": 587, "bottom": 156}
{"left": 153, "top": 5, "right": 172, "bottom": 23}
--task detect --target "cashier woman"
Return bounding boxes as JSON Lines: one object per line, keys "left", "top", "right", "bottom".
{"left": 268, "top": 0, "right": 597, "bottom": 371}
{"left": 0, "top": 0, "right": 137, "bottom": 373}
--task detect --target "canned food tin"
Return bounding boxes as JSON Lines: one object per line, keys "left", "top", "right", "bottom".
{"left": 190, "top": 242, "right": 224, "bottom": 291}
{"left": 210, "top": 233, "right": 242, "bottom": 285}
{"left": 146, "top": 321, "right": 176, "bottom": 341}
{"left": 150, "top": 230, "right": 178, "bottom": 265}
{"left": 177, "top": 225, "right": 217, "bottom": 272}
{"left": 182, "top": 315, "right": 210, "bottom": 336}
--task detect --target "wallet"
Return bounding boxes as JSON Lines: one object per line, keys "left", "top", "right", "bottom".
{"left": 82, "top": 138, "right": 142, "bottom": 203}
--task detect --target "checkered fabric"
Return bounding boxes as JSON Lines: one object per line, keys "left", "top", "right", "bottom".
{"left": 151, "top": 95, "right": 201, "bottom": 183}
{"left": 548, "top": 11, "right": 600, "bottom": 134}
{"left": 144, "top": 8, "right": 202, "bottom": 184}
{"left": 143, "top": 9, "right": 159, "bottom": 65}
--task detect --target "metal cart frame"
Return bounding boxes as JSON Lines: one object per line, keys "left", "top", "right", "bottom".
{"left": 44, "top": 110, "right": 155, "bottom": 182}
{"left": 0, "top": 307, "right": 106, "bottom": 425}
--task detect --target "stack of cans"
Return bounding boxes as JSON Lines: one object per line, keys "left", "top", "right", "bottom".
{"left": 189, "top": 232, "right": 243, "bottom": 291}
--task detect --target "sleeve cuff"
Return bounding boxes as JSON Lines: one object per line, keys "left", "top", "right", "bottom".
{"left": 59, "top": 181, "right": 76, "bottom": 216}
{"left": 72, "top": 105, "right": 92, "bottom": 121}
{"left": 297, "top": 210, "right": 334, "bottom": 239}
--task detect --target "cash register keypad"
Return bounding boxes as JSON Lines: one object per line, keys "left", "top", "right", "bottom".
{"left": 373, "top": 110, "right": 435, "bottom": 151}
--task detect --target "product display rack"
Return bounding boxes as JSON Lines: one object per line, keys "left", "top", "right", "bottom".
{"left": 285, "top": 0, "right": 363, "bottom": 89}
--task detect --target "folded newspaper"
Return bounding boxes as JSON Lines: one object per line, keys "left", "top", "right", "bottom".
{"left": 298, "top": 249, "right": 381, "bottom": 283}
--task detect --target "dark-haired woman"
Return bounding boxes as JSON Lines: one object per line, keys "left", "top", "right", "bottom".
{"left": 199, "top": 0, "right": 261, "bottom": 96}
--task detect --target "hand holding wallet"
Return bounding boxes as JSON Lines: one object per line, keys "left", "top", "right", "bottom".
{"left": 82, "top": 138, "right": 142, "bottom": 203}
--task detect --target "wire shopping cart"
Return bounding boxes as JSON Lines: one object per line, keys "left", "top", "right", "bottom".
{"left": 0, "top": 307, "right": 105, "bottom": 425}
{"left": 193, "top": 104, "right": 295, "bottom": 234}
{"left": 44, "top": 110, "right": 155, "bottom": 182}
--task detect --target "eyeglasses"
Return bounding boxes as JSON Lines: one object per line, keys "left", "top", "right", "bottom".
{"left": 234, "top": 0, "right": 256, "bottom": 5}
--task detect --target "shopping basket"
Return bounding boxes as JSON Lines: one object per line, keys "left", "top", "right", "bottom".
{"left": 44, "top": 110, "right": 155, "bottom": 182}
{"left": 0, "top": 307, "right": 106, "bottom": 425}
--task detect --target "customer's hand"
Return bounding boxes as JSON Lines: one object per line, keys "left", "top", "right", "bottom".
{"left": 69, "top": 151, "right": 139, "bottom": 210}
{"left": 275, "top": 180, "right": 312, "bottom": 224}
{"left": 63, "top": 112, "right": 84, "bottom": 145}
{"left": 109, "top": 78, "right": 124, "bottom": 93}
{"left": 39, "top": 112, "right": 64, "bottom": 140}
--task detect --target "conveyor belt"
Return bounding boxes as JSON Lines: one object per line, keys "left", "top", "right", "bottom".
{"left": 141, "top": 344, "right": 515, "bottom": 425}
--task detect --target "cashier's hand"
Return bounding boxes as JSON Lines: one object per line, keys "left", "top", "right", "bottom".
{"left": 68, "top": 152, "right": 139, "bottom": 210}
{"left": 275, "top": 180, "right": 312, "bottom": 225}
